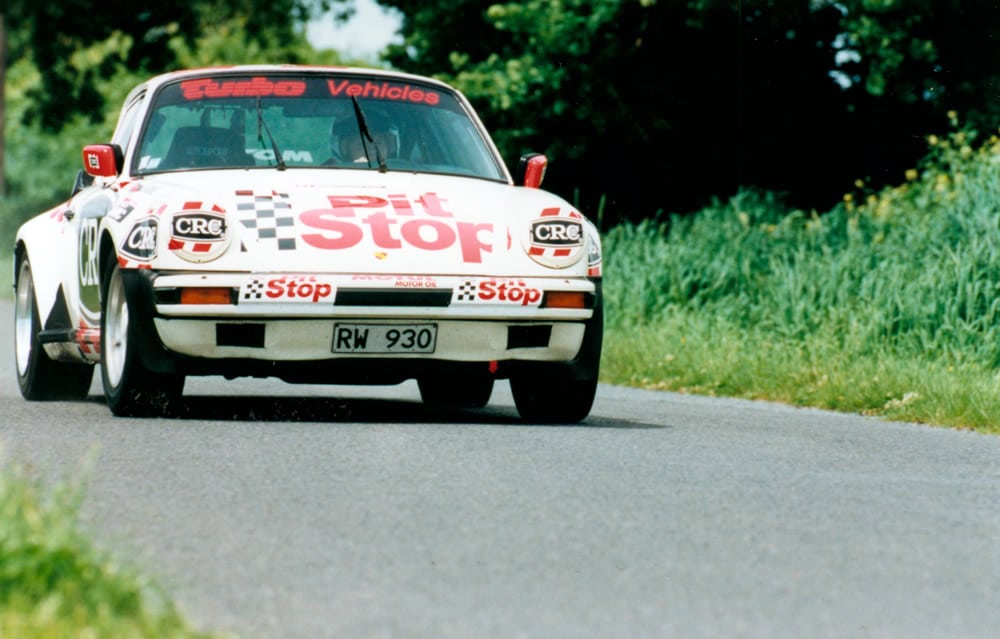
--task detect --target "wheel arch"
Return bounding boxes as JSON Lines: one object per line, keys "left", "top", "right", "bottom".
{"left": 98, "top": 230, "right": 118, "bottom": 299}
{"left": 13, "top": 239, "right": 26, "bottom": 282}
{"left": 13, "top": 226, "right": 64, "bottom": 330}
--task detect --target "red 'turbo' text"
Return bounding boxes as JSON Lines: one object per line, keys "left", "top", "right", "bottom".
{"left": 180, "top": 77, "right": 307, "bottom": 99}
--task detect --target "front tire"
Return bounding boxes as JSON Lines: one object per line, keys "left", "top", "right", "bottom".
{"left": 511, "top": 287, "right": 602, "bottom": 423}
{"left": 14, "top": 258, "right": 94, "bottom": 400}
{"left": 510, "top": 372, "right": 598, "bottom": 424}
{"left": 100, "top": 260, "right": 184, "bottom": 417}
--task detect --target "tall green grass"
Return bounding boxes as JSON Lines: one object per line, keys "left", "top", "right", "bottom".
{"left": 601, "top": 126, "right": 1000, "bottom": 433}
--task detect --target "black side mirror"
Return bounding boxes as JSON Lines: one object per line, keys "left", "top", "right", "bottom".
{"left": 112, "top": 144, "right": 125, "bottom": 172}
{"left": 71, "top": 169, "right": 95, "bottom": 196}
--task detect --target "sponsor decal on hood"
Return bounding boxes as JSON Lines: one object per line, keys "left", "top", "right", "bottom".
{"left": 522, "top": 207, "right": 586, "bottom": 269}
{"left": 236, "top": 189, "right": 495, "bottom": 263}
{"left": 120, "top": 217, "right": 158, "bottom": 261}
{"left": 169, "top": 201, "right": 231, "bottom": 262}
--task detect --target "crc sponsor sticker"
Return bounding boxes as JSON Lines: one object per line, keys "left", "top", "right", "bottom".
{"left": 169, "top": 204, "right": 231, "bottom": 262}
{"left": 119, "top": 217, "right": 158, "bottom": 261}
{"left": 173, "top": 211, "right": 226, "bottom": 239}
{"left": 530, "top": 217, "right": 583, "bottom": 248}
{"left": 240, "top": 275, "right": 336, "bottom": 303}
{"left": 452, "top": 278, "right": 542, "bottom": 307}
{"left": 523, "top": 207, "right": 586, "bottom": 268}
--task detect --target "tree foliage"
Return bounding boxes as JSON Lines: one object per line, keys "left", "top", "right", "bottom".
{"left": 376, "top": 0, "right": 1000, "bottom": 222}
{"left": 831, "top": 0, "right": 1000, "bottom": 125}
{"left": 0, "top": 0, "right": 355, "bottom": 235}
{"left": 2, "top": 0, "right": 343, "bottom": 131}
{"left": 3, "top": 0, "right": 999, "bottom": 225}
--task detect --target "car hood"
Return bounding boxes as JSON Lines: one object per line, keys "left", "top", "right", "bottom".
{"left": 116, "top": 169, "right": 595, "bottom": 277}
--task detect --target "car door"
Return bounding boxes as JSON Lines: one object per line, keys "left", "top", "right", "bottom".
{"left": 66, "top": 91, "right": 146, "bottom": 331}
{"left": 67, "top": 186, "right": 115, "bottom": 328}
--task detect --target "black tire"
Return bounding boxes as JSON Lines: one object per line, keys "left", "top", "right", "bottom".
{"left": 511, "top": 287, "right": 603, "bottom": 423}
{"left": 510, "top": 373, "right": 598, "bottom": 423}
{"left": 418, "top": 374, "right": 494, "bottom": 409}
{"left": 100, "top": 260, "right": 184, "bottom": 417}
{"left": 14, "top": 258, "right": 94, "bottom": 400}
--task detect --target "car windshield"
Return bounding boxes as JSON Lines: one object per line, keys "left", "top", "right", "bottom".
{"left": 133, "top": 73, "right": 507, "bottom": 181}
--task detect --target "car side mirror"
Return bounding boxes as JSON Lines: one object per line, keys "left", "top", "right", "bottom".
{"left": 82, "top": 144, "right": 124, "bottom": 178}
{"left": 70, "top": 169, "right": 95, "bottom": 196}
{"left": 515, "top": 153, "right": 548, "bottom": 188}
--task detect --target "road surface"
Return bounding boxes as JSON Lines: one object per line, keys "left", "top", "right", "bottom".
{"left": 2, "top": 300, "right": 999, "bottom": 638}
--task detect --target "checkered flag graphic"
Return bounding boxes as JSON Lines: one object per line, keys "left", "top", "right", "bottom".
{"left": 455, "top": 280, "right": 478, "bottom": 302}
{"left": 242, "top": 278, "right": 267, "bottom": 300}
{"left": 235, "top": 190, "right": 297, "bottom": 250}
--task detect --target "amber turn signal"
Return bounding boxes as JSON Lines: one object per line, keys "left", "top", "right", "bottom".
{"left": 180, "top": 287, "right": 233, "bottom": 305}
{"left": 543, "top": 291, "right": 586, "bottom": 309}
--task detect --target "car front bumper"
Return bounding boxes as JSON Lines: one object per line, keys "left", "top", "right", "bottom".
{"left": 121, "top": 269, "right": 601, "bottom": 383}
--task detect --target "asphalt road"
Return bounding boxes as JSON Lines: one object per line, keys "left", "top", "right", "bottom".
{"left": 2, "top": 300, "right": 999, "bottom": 639}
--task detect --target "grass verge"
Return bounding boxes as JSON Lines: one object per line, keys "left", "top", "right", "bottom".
{"left": 602, "top": 313, "right": 1000, "bottom": 435}
{"left": 0, "top": 460, "right": 227, "bottom": 638}
{"left": 598, "top": 122, "right": 1000, "bottom": 435}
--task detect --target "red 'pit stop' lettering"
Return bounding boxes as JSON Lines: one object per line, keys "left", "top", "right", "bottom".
{"left": 299, "top": 192, "right": 493, "bottom": 263}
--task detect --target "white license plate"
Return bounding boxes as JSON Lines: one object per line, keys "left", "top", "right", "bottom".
{"left": 332, "top": 323, "right": 438, "bottom": 354}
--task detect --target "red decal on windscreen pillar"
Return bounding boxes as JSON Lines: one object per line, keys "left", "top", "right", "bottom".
{"left": 298, "top": 192, "right": 492, "bottom": 262}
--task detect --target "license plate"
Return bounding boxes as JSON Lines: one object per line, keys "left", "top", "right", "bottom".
{"left": 332, "top": 323, "right": 438, "bottom": 354}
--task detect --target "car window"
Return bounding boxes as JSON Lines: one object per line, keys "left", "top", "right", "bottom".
{"left": 112, "top": 92, "right": 145, "bottom": 149}
{"left": 133, "top": 74, "right": 507, "bottom": 181}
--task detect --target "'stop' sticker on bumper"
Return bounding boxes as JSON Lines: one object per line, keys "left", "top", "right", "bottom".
{"left": 240, "top": 275, "right": 337, "bottom": 303}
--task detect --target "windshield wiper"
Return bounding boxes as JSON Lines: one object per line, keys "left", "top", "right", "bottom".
{"left": 351, "top": 96, "right": 387, "bottom": 173}
{"left": 256, "top": 96, "right": 286, "bottom": 170}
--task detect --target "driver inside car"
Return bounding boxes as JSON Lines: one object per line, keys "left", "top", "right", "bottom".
{"left": 327, "top": 113, "right": 396, "bottom": 165}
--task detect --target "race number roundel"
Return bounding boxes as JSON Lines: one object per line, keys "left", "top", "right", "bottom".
{"left": 522, "top": 207, "right": 586, "bottom": 268}
{"left": 168, "top": 204, "right": 232, "bottom": 263}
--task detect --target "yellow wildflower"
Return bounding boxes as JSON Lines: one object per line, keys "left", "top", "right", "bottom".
{"left": 934, "top": 173, "right": 950, "bottom": 192}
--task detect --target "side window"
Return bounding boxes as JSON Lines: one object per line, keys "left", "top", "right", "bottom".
{"left": 137, "top": 104, "right": 204, "bottom": 170}
{"left": 112, "top": 94, "right": 145, "bottom": 149}
{"left": 432, "top": 110, "right": 502, "bottom": 177}
{"left": 137, "top": 102, "right": 255, "bottom": 170}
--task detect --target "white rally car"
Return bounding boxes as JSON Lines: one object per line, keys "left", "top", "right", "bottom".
{"left": 13, "top": 65, "right": 602, "bottom": 421}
